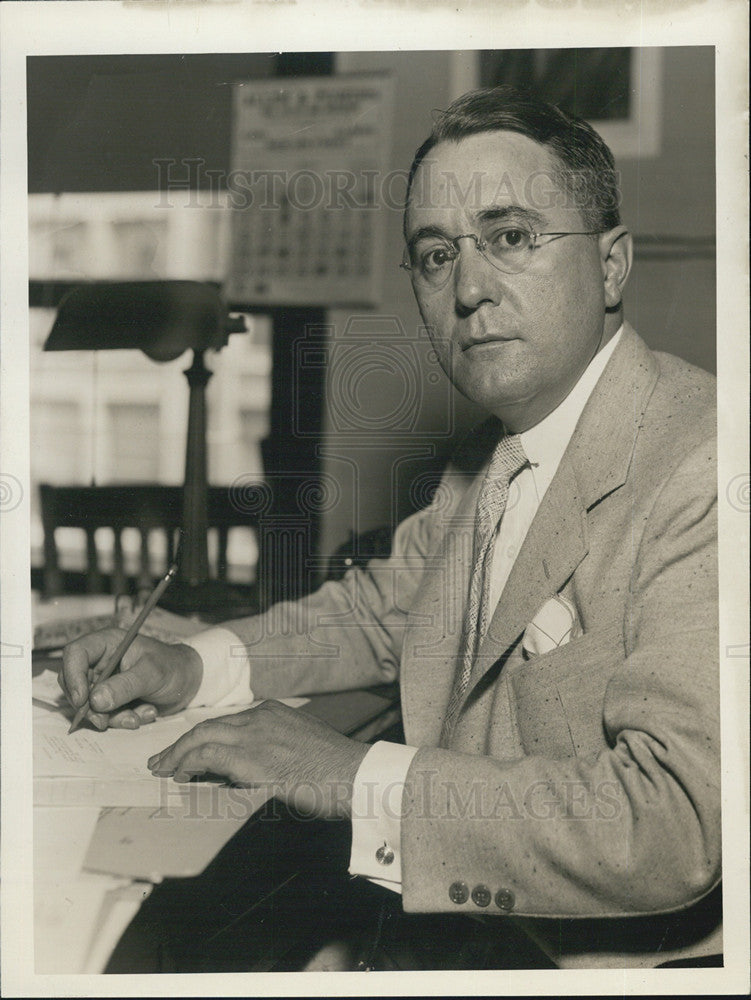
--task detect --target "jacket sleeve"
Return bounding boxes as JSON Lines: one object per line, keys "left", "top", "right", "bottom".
{"left": 399, "top": 436, "right": 720, "bottom": 918}
{"left": 215, "top": 497, "right": 441, "bottom": 700}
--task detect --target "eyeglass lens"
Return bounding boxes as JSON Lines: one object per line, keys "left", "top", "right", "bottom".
{"left": 409, "top": 226, "right": 536, "bottom": 286}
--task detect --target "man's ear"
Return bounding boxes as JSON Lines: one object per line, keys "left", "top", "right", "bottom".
{"left": 598, "top": 226, "right": 633, "bottom": 309}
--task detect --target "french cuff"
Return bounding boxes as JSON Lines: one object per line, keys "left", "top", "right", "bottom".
{"left": 183, "top": 626, "right": 253, "bottom": 709}
{"left": 348, "top": 740, "right": 419, "bottom": 893}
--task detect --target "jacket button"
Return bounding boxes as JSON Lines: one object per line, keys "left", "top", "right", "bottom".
{"left": 495, "top": 888, "right": 515, "bottom": 911}
{"left": 471, "top": 884, "right": 491, "bottom": 907}
{"left": 375, "top": 843, "right": 395, "bottom": 866}
{"left": 448, "top": 881, "right": 469, "bottom": 904}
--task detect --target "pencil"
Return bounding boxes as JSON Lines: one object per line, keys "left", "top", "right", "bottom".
{"left": 67, "top": 563, "right": 179, "bottom": 734}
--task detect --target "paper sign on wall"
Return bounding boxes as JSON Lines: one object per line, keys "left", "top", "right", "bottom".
{"left": 226, "top": 74, "right": 395, "bottom": 307}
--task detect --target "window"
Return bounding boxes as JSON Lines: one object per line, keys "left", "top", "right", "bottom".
{"left": 28, "top": 192, "right": 271, "bottom": 582}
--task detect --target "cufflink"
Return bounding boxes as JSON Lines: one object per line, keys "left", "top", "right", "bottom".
{"left": 375, "top": 842, "right": 395, "bottom": 866}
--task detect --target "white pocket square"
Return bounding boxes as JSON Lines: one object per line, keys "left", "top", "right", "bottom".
{"left": 522, "top": 594, "right": 582, "bottom": 658}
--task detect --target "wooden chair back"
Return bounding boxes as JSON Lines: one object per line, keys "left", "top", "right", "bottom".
{"left": 38, "top": 483, "right": 257, "bottom": 597}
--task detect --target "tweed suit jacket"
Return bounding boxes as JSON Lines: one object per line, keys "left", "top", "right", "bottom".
{"left": 229, "top": 323, "right": 720, "bottom": 967}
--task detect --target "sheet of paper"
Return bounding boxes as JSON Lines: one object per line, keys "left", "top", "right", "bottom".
{"left": 33, "top": 669, "right": 308, "bottom": 782}
{"left": 120, "top": 604, "right": 210, "bottom": 643}
{"left": 32, "top": 666, "right": 67, "bottom": 710}
{"left": 34, "top": 806, "right": 101, "bottom": 878}
{"left": 82, "top": 882, "right": 153, "bottom": 974}
{"left": 34, "top": 873, "right": 127, "bottom": 974}
{"left": 84, "top": 799, "right": 262, "bottom": 881}
{"left": 33, "top": 594, "right": 117, "bottom": 627}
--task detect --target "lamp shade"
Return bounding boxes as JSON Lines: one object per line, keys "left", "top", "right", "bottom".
{"left": 44, "top": 280, "right": 235, "bottom": 361}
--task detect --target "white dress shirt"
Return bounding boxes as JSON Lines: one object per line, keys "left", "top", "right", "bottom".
{"left": 185, "top": 328, "right": 623, "bottom": 892}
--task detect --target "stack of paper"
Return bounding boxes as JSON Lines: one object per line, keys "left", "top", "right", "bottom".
{"left": 33, "top": 602, "right": 208, "bottom": 651}
{"left": 30, "top": 602, "right": 315, "bottom": 973}
{"left": 33, "top": 669, "right": 308, "bottom": 807}
{"left": 32, "top": 670, "right": 312, "bottom": 972}
{"left": 34, "top": 806, "right": 146, "bottom": 974}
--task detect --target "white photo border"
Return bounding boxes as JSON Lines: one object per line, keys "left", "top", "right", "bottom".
{"left": 1, "top": 2, "right": 748, "bottom": 997}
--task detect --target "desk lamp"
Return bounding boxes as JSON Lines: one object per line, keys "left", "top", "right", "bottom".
{"left": 44, "top": 280, "right": 249, "bottom": 614}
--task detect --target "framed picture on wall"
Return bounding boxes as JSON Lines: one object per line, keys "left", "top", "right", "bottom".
{"left": 450, "top": 47, "right": 663, "bottom": 158}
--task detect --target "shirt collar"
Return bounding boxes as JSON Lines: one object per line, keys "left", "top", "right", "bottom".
{"left": 518, "top": 326, "right": 623, "bottom": 499}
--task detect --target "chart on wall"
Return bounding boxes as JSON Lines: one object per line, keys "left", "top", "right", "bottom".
{"left": 227, "top": 74, "right": 395, "bottom": 307}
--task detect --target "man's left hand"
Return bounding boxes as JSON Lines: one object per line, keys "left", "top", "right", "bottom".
{"left": 147, "top": 700, "right": 370, "bottom": 819}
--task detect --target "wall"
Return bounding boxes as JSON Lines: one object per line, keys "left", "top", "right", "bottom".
{"left": 321, "top": 50, "right": 483, "bottom": 559}
{"left": 318, "top": 46, "right": 716, "bottom": 558}
{"left": 27, "top": 53, "right": 330, "bottom": 193}
{"left": 620, "top": 46, "right": 715, "bottom": 372}
{"left": 26, "top": 50, "right": 717, "bottom": 564}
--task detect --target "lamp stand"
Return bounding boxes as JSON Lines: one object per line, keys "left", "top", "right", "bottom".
{"left": 159, "top": 348, "right": 256, "bottom": 620}
{"left": 180, "top": 348, "right": 211, "bottom": 586}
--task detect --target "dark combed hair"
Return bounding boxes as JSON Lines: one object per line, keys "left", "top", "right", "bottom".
{"left": 405, "top": 85, "right": 622, "bottom": 232}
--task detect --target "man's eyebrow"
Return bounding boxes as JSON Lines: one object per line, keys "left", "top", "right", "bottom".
{"left": 475, "top": 204, "right": 548, "bottom": 228}
{"left": 406, "top": 206, "right": 550, "bottom": 247}
{"left": 405, "top": 224, "right": 452, "bottom": 248}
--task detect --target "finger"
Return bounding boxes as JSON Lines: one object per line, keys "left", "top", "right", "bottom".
{"left": 134, "top": 703, "right": 158, "bottom": 724}
{"left": 147, "top": 723, "right": 232, "bottom": 772}
{"left": 107, "top": 707, "right": 142, "bottom": 730}
{"left": 203, "top": 701, "right": 286, "bottom": 728}
{"left": 222, "top": 700, "right": 292, "bottom": 724}
{"left": 89, "top": 656, "right": 162, "bottom": 714}
{"left": 106, "top": 703, "right": 158, "bottom": 729}
{"left": 220, "top": 707, "right": 262, "bottom": 725}
{"left": 57, "top": 663, "right": 73, "bottom": 704}
{"left": 148, "top": 741, "right": 176, "bottom": 769}
{"left": 169, "top": 743, "right": 254, "bottom": 785}
{"left": 87, "top": 708, "right": 110, "bottom": 731}
{"left": 61, "top": 629, "right": 123, "bottom": 708}
{"left": 148, "top": 720, "right": 246, "bottom": 773}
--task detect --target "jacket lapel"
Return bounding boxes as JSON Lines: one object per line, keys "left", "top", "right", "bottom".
{"left": 471, "top": 457, "right": 588, "bottom": 684}
{"left": 400, "top": 521, "right": 472, "bottom": 746}
{"left": 400, "top": 325, "right": 660, "bottom": 741}
{"left": 400, "top": 428, "right": 497, "bottom": 746}
{"left": 464, "top": 324, "right": 660, "bottom": 698}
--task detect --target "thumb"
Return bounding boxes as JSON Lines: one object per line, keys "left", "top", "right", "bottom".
{"left": 90, "top": 654, "right": 161, "bottom": 712}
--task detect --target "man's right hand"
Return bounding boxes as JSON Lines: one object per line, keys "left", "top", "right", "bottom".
{"left": 58, "top": 629, "right": 203, "bottom": 731}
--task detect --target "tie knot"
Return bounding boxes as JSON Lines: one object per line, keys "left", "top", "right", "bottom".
{"left": 488, "top": 434, "right": 528, "bottom": 481}
{"left": 474, "top": 434, "right": 528, "bottom": 541}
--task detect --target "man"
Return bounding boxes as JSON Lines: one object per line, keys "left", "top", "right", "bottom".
{"left": 60, "top": 86, "right": 720, "bottom": 970}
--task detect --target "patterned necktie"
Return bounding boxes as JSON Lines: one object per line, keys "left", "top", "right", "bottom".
{"left": 440, "top": 434, "right": 528, "bottom": 746}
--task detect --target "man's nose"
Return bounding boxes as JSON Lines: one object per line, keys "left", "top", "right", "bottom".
{"left": 452, "top": 241, "right": 502, "bottom": 311}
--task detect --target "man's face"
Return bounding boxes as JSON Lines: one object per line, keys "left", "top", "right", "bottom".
{"left": 405, "top": 131, "right": 617, "bottom": 431}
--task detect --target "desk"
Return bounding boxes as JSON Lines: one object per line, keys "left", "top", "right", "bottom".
{"left": 32, "top": 596, "right": 401, "bottom": 973}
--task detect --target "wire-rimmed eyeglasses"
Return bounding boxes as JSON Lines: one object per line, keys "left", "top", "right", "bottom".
{"left": 400, "top": 226, "right": 602, "bottom": 290}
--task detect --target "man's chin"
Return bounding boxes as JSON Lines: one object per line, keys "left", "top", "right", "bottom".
{"left": 456, "top": 383, "right": 535, "bottom": 421}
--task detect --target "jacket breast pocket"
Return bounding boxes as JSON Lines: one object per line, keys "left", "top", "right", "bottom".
{"left": 508, "top": 622, "right": 624, "bottom": 759}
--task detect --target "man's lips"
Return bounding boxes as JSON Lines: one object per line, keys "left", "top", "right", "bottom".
{"left": 461, "top": 333, "right": 519, "bottom": 351}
